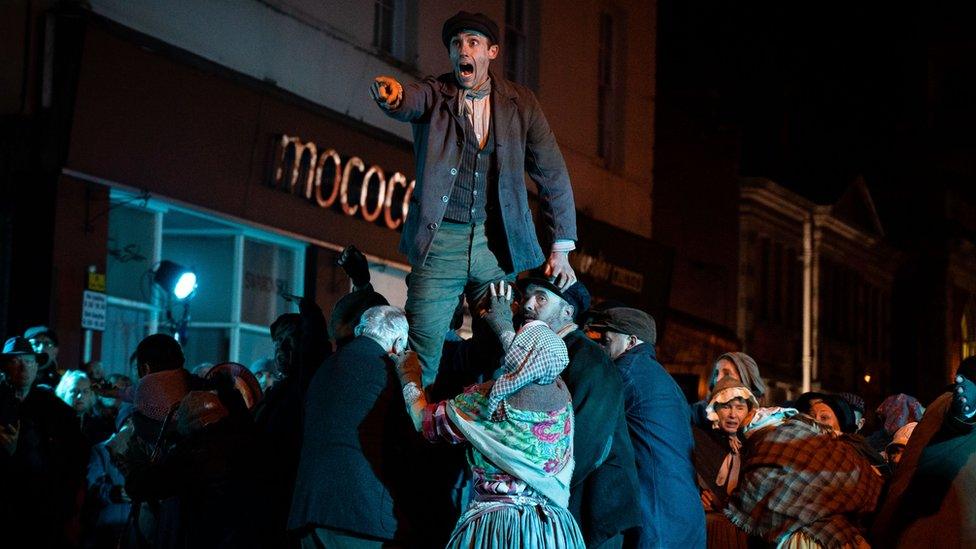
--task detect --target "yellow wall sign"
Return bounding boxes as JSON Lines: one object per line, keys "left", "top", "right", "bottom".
{"left": 87, "top": 272, "right": 106, "bottom": 292}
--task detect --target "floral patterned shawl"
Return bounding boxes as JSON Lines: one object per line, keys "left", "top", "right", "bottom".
{"left": 442, "top": 383, "right": 575, "bottom": 508}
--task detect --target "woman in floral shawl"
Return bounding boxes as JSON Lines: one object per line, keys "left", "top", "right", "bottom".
{"left": 395, "top": 319, "right": 584, "bottom": 548}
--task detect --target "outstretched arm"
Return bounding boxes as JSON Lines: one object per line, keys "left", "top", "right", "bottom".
{"left": 523, "top": 95, "right": 578, "bottom": 289}
{"left": 369, "top": 75, "right": 436, "bottom": 123}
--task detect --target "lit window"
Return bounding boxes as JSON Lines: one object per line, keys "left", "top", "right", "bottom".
{"left": 102, "top": 193, "right": 305, "bottom": 376}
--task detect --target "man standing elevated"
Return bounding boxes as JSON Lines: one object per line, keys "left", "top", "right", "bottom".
{"left": 370, "top": 11, "right": 577, "bottom": 385}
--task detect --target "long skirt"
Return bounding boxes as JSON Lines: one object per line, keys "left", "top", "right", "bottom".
{"left": 706, "top": 511, "right": 749, "bottom": 549}
{"left": 447, "top": 498, "right": 585, "bottom": 549}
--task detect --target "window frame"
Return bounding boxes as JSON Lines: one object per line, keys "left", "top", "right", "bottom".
{"left": 102, "top": 189, "right": 304, "bottom": 369}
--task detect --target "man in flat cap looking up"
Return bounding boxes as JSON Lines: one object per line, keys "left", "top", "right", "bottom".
{"left": 370, "top": 11, "right": 578, "bottom": 385}
{"left": 590, "top": 307, "right": 706, "bottom": 549}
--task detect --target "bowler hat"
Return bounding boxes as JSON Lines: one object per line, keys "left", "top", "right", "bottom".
{"left": 442, "top": 11, "right": 500, "bottom": 48}
{"left": 518, "top": 277, "right": 591, "bottom": 324}
{"left": 1, "top": 336, "right": 47, "bottom": 365}
{"left": 588, "top": 307, "right": 657, "bottom": 345}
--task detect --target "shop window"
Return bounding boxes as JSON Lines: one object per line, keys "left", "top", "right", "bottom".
{"left": 242, "top": 239, "right": 297, "bottom": 327}
{"left": 101, "top": 191, "right": 304, "bottom": 376}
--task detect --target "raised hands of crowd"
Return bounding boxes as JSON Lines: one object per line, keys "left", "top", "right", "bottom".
{"left": 336, "top": 245, "right": 371, "bottom": 289}
{"left": 480, "top": 281, "right": 516, "bottom": 349}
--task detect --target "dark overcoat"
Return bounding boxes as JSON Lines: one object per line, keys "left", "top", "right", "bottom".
{"left": 615, "top": 343, "right": 706, "bottom": 549}
{"left": 385, "top": 72, "right": 577, "bottom": 272}
{"left": 561, "top": 329, "right": 642, "bottom": 546}
{"left": 288, "top": 335, "right": 411, "bottom": 541}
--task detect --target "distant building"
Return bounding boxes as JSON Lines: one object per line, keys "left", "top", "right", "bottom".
{"left": 738, "top": 177, "right": 899, "bottom": 404}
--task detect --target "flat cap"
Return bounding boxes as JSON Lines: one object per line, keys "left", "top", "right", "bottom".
{"left": 590, "top": 307, "right": 657, "bottom": 345}
{"left": 442, "top": 11, "right": 500, "bottom": 48}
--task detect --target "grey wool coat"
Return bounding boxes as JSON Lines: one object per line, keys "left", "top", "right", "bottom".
{"left": 384, "top": 72, "right": 577, "bottom": 273}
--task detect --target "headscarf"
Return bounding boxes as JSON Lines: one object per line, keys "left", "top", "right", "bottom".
{"left": 704, "top": 377, "right": 757, "bottom": 494}
{"left": 486, "top": 320, "right": 569, "bottom": 421}
{"left": 135, "top": 369, "right": 190, "bottom": 421}
{"left": 876, "top": 393, "right": 925, "bottom": 435}
{"left": 712, "top": 352, "right": 767, "bottom": 401}
{"left": 705, "top": 377, "right": 759, "bottom": 424}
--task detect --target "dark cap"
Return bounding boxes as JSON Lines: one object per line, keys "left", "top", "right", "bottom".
{"left": 518, "top": 277, "right": 591, "bottom": 324}
{"left": 329, "top": 288, "right": 389, "bottom": 341}
{"left": 1, "top": 336, "right": 47, "bottom": 364}
{"left": 838, "top": 391, "right": 866, "bottom": 415}
{"left": 24, "top": 325, "right": 58, "bottom": 346}
{"left": 589, "top": 307, "right": 657, "bottom": 345}
{"left": 442, "top": 11, "right": 500, "bottom": 48}
{"left": 270, "top": 313, "right": 301, "bottom": 341}
{"left": 135, "top": 334, "right": 185, "bottom": 375}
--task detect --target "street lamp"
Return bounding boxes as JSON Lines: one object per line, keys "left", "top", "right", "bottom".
{"left": 152, "top": 260, "right": 197, "bottom": 343}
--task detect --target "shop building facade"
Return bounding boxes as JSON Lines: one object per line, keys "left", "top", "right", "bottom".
{"left": 1, "top": 0, "right": 662, "bottom": 378}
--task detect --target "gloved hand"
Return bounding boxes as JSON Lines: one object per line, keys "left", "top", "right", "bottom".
{"left": 480, "top": 281, "right": 515, "bottom": 337}
{"left": 336, "top": 245, "right": 370, "bottom": 288}
{"left": 952, "top": 374, "right": 976, "bottom": 420}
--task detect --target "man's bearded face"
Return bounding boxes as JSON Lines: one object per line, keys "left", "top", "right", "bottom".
{"left": 449, "top": 31, "right": 499, "bottom": 89}
{"left": 522, "top": 286, "right": 570, "bottom": 329}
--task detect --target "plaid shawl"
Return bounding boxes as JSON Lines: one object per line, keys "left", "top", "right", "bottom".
{"left": 726, "top": 414, "right": 883, "bottom": 547}
{"left": 486, "top": 320, "right": 569, "bottom": 421}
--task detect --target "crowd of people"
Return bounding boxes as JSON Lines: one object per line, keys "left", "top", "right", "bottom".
{"left": 2, "top": 9, "right": 976, "bottom": 549}
{"left": 2, "top": 245, "right": 975, "bottom": 548}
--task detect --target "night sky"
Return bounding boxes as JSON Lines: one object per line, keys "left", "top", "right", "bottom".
{"left": 657, "top": 0, "right": 976, "bottom": 244}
